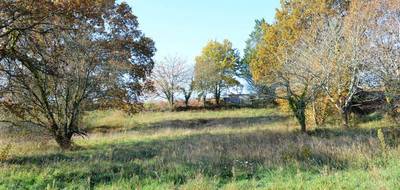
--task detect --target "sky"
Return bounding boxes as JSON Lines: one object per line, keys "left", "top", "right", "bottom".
{"left": 122, "top": 0, "right": 281, "bottom": 64}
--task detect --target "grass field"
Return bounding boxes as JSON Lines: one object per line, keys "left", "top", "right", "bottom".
{"left": 1, "top": 108, "right": 400, "bottom": 189}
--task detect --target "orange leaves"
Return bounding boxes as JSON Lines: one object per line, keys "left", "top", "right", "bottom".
{"left": 250, "top": 0, "right": 337, "bottom": 84}
{"left": 0, "top": 1, "right": 155, "bottom": 147}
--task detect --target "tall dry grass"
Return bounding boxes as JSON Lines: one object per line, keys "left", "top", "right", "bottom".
{"left": 1, "top": 108, "right": 399, "bottom": 189}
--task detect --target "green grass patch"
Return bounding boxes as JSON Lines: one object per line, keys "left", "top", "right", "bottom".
{"left": 1, "top": 108, "right": 400, "bottom": 189}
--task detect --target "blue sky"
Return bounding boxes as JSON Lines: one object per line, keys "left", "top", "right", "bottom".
{"left": 122, "top": 0, "right": 281, "bottom": 64}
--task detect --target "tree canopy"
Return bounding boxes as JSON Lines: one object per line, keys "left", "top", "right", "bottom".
{"left": 194, "top": 40, "right": 240, "bottom": 106}
{"left": 0, "top": 0, "right": 155, "bottom": 149}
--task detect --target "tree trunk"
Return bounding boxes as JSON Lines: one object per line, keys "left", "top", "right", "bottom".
{"left": 311, "top": 99, "right": 318, "bottom": 126}
{"left": 169, "top": 95, "right": 174, "bottom": 109}
{"left": 387, "top": 97, "right": 399, "bottom": 123}
{"left": 289, "top": 98, "right": 307, "bottom": 133}
{"left": 300, "top": 118, "right": 306, "bottom": 133}
{"left": 55, "top": 134, "right": 73, "bottom": 150}
{"left": 215, "top": 87, "right": 221, "bottom": 106}
{"left": 336, "top": 100, "right": 351, "bottom": 128}
{"left": 341, "top": 108, "right": 350, "bottom": 128}
{"left": 185, "top": 98, "right": 190, "bottom": 108}
{"left": 215, "top": 96, "right": 220, "bottom": 106}
{"left": 295, "top": 108, "right": 307, "bottom": 133}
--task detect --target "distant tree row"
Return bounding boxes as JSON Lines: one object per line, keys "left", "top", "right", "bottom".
{"left": 151, "top": 0, "right": 400, "bottom": 133}
{"left": 151, "top": 40, "right": 242, "bottom": 109}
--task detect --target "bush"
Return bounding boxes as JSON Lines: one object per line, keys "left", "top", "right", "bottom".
{"left": 0, "top": 143, "right": 12, "bottom": 162}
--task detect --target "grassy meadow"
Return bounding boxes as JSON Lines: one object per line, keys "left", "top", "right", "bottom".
{"left": 1, "top": 108, "right": 400, "bottom": 189}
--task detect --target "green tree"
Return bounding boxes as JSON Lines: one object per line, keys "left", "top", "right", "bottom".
{"left": 194, "top": 40, "right": 240, "bottom": 106}
{"left": 239, "top": 19, "right": 274, "bottom": 97}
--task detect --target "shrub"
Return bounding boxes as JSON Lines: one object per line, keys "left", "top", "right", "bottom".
{"left": 0, "top": 143, "right": 12, "bottom": 162}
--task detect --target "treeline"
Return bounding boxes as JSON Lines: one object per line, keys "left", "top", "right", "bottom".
{"left": 150, "top": 41, "right": 245, "bottom": 110}
{"left": 151, "top": 0, "right": 400, "bottom": 133}
{"left": 248, "top": 0, "right": 400, "bottom": 131}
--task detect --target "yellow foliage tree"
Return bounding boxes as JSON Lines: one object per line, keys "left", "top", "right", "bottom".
{"left": 250, "top": 0, "right": 340, "bottom": 83}
{"left": 249, "top": 0, "right": 346, "bottom": 129}
{"left": 194, "top": 40, "right": 240, "bottom": 106}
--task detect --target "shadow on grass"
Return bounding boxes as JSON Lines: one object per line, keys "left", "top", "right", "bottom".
{"left": 7, "top": 123, "right": 397, "bottom": 188}
{"left": 6, "top": 128, "right": 382, "bottom": 166}
{"left": 309, "top": 127, "right": 376, "bottom": 139}
{"left": 87, "top": 115, "right": 289, "bottom": 134}
{"left": 130, "top": 115, "right": 289, "bottom": 132}
{"left": 310, "top": 127, "right": 400, "bottom": 148}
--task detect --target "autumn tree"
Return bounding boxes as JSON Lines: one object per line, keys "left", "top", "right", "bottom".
{"left": 250, "top": 0, "right": 341, "bottom": 83}
{"left": 151, "top": 56, "right": 192, "bottom": 109}
{"left": 275, "top": 53, "right": 323, "bottom": 132}
{"left": 250, "top": 0, "right": 350, "bottom": 84}
{"left": 0, "top": 1, "right": 155, "bottom": 149}
{"left": 194, "top": 40, "right": 240, "bottom": 106}
{"left": 289, "top": 15, "right": 365, "bottom": 128}
{"left": 365, "top": 0, "right": 400, "bottom": 123}
{"left": 249, "top": 0, "right": 352, "bottom": 128}
{"left": 271, "top": 19, "right": 341, "bottom": 132}
{"left": 298, "top": 0, "right": 400, "bottom": 127}
{"left": 313, "top": 0, "right": 376, "bottom": 127}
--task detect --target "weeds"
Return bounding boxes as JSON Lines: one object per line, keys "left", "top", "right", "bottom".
{"left": 377, "top": 129, "right": 387, "bottom": 153}
{"left": 1, "top": 108, "right": 399, "bottom": 189}
{"left": 0, "top": 143, "right": 11, "bottom": 162}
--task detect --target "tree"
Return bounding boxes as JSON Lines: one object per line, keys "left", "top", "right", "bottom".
{"left": 0, "top": 1, "right": 155, "bottom": 149}
{"left": 151, "top": 56, "right": 192, "bottom": 109}
{"left": 290, "top": 16, "right": 363, "bottom": 127}
{"left": 250, "top": 0, "right": 353, "bottom": 128}
{"left": 193, "top": 57, "right": 211, "bottom": 107}
{"left": 250, "top": 0, "right": 350, "bottom": 82}
{"left": 318, "top": 1, "right": 373, "bottom": 127}
{"left": 273, "top": 44, "right": 324, "bottom": 132}
{"left": 276, "top": 0, "right": 375, "bottom": 128}
{"left": 366, "top": 0, "right": 400, "bottom": 123}
{"left": 180, "top": 79, "right": 194, "bottom": 108}
{"left": 250, "top": 0, "right": 335, "bottom": 82}
{"left": 239, "top": 19, "right": 273, "bottom": 95}
{"left": 272, "top": 14, "right": 365, "bottom": 131}
{"left": 194, "top": 40, "right": 240, "bottom": 106}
